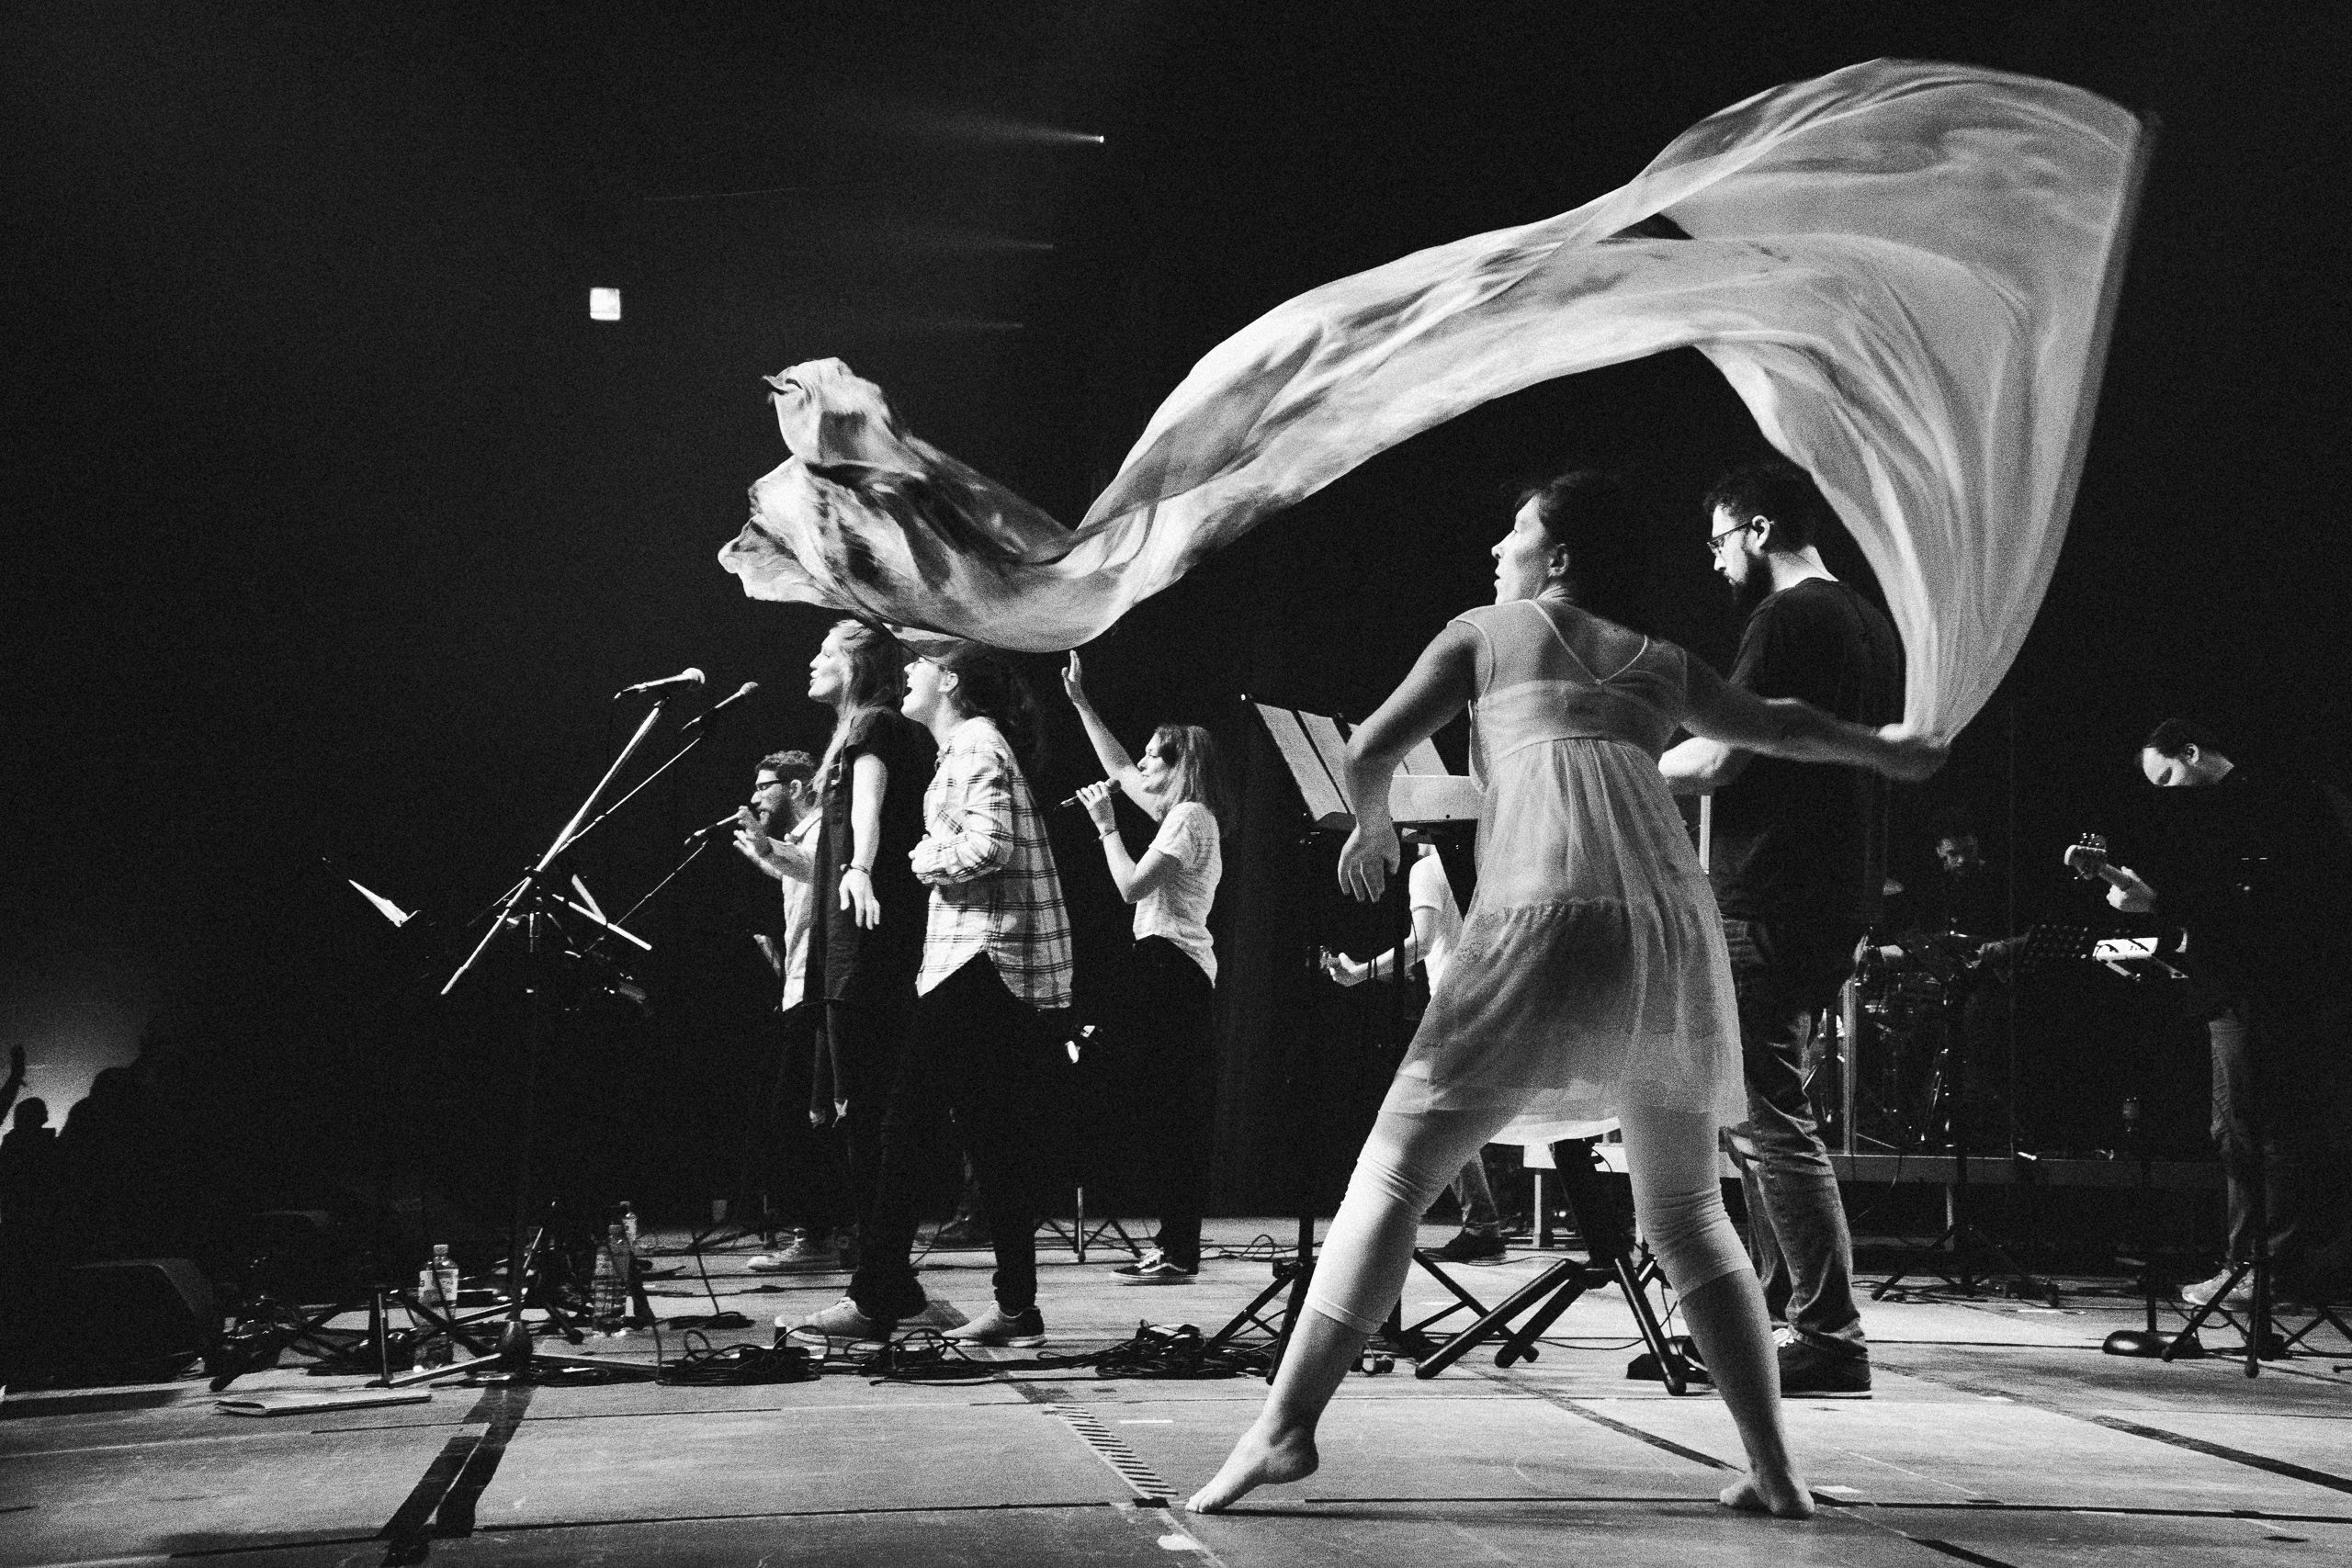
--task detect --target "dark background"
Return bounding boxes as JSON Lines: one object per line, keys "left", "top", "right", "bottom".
{"left": 5, "top": 1, "right": 2345, "bottom": 1230}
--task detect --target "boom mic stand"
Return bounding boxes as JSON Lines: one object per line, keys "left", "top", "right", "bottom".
{"left": 388, "top": 696, "right": 691, "bottom": 1387}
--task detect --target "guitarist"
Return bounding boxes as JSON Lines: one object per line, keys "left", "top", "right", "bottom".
{"left": 2066, "top": 719, "right": 2352, "bottom": 1308}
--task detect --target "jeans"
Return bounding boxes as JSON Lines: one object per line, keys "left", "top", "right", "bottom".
{"left": 853, "top": 956, "right": 1058, "bottom": 1318}
{"left": 1723, "top": 915, "right": 1868, "bottom": 1359}
{"left": 1446, "top": 1155, "right": 1501, "bottom": 1234}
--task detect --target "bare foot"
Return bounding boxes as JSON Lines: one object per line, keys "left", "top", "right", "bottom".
{"left": 1719, "top": 1471, "right": 1815, "bottom": 1519}
{"left": 1187, "top": 1423, "right": 1318, "bottom": 1513}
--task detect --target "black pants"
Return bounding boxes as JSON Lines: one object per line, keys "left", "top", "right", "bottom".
{"left": 762, "top": 1004, "right": 840, "bottom": 1232}
{"left": 853, "top": 956, "right": 1059, "bottom": 1318}
{"left": 1123, "top": 937, "right": 1216, "bottom": 1269}
{"left": 2210, "top": 997, "right": 2352, "bottom": 1287}
{"left": 823, "top": 981, "right": 914, "bottom": 1238}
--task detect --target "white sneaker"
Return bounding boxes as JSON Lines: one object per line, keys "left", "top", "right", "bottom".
{"left": 2182, "top": 1269, "right": 2254, "bottom": 1310}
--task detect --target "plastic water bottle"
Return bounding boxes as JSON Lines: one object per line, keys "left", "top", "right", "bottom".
{"left": 616, "top": 1201, "right": 639, "bottom": 1250}
{"left": 431, "top": 1244, "right": 460, "bottom": 1314}
{"left": 592, "top": 1223, "right": 630, "bottom": 1331}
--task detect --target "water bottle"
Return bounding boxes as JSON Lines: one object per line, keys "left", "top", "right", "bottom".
{"left": 616, "top": 1201, "right": 639, "bottom": 1250}
{"left": 431, "top": 1244, "right": 460, "bottom": 1314}
{"left": 592, "top": 1222, "right": 629, "bottom": 1331}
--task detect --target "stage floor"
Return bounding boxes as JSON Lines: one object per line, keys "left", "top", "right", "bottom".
{"left": 4, "top": 1220, "right": 2347, "bottom": 1567}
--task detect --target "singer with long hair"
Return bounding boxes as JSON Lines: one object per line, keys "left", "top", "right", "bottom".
{"left": 1063, "top": 652, "right": 1227, "bottom": 1283}
{"left": 792, "top": 646, "right": 1075, "bottom": 1347}
{"left": 1190, "top": 470, "right": 1943, "bottom": 1518}
{"left": 798, "top": 619, "right": 935, "bottom": 1260}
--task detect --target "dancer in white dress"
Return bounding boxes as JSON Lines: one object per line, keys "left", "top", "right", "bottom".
{"left": 1192, "top": 471, "right": 1942, "bottom": 1519}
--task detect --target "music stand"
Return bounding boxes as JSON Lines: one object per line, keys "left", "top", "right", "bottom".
{"left": 1204, "top": 701, "right": 1479, "bottom": 1369}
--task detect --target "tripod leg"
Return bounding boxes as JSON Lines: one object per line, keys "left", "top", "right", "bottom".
{"left": 1492, "top": 1271, "right": 1596, "bottom": 1369}
{"left": 1412, "top": 1259, "right": 1585, "bottom": 1378}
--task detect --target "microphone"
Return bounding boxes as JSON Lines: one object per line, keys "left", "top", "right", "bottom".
{"left": 682, "top": 680, "right": 759, "bottom": 730}
{"left": 614, "top": 667, "right": 707, "bottom": 699}
{"left": 1058, "top": 783, "right": 1112, "bottom": 809}
{"left": 689, "top": 809, "right": 747, "bottom": 840}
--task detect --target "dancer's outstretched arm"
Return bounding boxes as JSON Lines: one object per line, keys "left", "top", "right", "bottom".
{"left": 1679, "top": 658, "right": 1945, "bottom": 782}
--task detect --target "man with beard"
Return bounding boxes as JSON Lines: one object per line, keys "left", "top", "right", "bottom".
{"left": 1661, "top": 461, "right": 1903, "bottom": 1394}
{"left": 731, "top": 750, "right": 842, "bottom": 1269}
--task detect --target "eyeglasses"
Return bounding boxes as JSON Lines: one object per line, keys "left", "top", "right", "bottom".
{"left": 1707, "top": 519, "right": 1758, "bottom": 554}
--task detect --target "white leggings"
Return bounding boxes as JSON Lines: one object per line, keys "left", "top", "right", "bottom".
{"left": 1306, "top": 1100, "right": 1746, "bottom": 1334}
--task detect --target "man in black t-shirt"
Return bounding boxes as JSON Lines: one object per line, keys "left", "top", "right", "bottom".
{"left": 1663, "top": 461, "right": 1902, "bottom": 1395}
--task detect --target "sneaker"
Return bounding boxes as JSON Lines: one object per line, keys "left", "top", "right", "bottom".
{"left": 747, "top": 1235, "right": 840, "bottom": 1273}
{"left": 786, "top": 1297, "right": 892, "bottom": 1343}
{"left": 931, "top": 1217, "right": 992, "bottom": 1247}
{"left": 786, "top": 1294, "right": 963, "bottom": 1342}
{"left": 1777, "top": 1337, "right": 1871, "bottom": 1395}
{"left": 945, "top": 1303, "right": 1046, "bottom": 1347}
{"left": 1431, "top": 1229, "right": 1507, "bottom": 1263}
{"left": 2181, "top": 1268, "right": 2254, "bottom": 1310}
{"left": 1114, "top": 1250, "right": 1197, "bottom": 1286}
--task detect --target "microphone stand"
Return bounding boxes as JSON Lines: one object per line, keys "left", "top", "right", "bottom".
{"left": 390, "top": 699, "right": 680, "bottom": 1388}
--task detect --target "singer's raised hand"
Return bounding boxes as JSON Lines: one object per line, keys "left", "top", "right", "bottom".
{"left": 1061, "top": 650, "right": 1091, "bottom": 710}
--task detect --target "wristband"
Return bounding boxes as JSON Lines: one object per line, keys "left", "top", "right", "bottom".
{"left": 847, "top": 863, "right": 873, "bottom": 874}
{"left": 1098, "top": 829, "right": 1120, "bottom": 841}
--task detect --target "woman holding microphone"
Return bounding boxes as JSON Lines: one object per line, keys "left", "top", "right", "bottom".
{"left": 1065, "top": 652, "right": 1228, "bottom": 1285}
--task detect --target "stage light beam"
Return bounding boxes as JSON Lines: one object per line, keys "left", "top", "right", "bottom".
{"left": 589, "top": 288, "right": 622, "bottom": 321}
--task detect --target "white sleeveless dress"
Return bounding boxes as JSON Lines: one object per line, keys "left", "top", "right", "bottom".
{"left": 1382, "top": 599, "right": 1744, "bottom": 1136}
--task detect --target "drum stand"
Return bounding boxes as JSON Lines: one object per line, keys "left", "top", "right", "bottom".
{"left": 1872, "top": 957, "right": 2056, "bottom": 1304}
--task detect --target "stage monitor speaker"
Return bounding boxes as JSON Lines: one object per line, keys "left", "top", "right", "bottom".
{"left": 31, "top": 1258, "right": 220, "bottom": 1386}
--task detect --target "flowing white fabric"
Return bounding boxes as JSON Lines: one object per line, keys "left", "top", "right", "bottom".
{"left": 722, "top": 59, "right": 2147, "bottom": 734}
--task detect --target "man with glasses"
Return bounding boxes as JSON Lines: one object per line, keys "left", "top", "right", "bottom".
{"left": 731, "top": 750, "right": 840, "bottom": 1270}
{"left": 1661, "top": 461, "right": 1903, "bottom": 1394}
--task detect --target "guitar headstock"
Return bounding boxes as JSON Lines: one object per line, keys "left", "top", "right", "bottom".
{"left": 2063, "top": 831, "right": 2109, "bottom": 878}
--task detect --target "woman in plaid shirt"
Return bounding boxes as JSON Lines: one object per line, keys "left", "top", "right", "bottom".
{"left": 791, "top": 646, "right": 1074, "bottom": 1348}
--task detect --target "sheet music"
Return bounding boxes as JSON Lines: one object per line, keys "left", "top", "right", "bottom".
{"left": 1251, "top": 702, "right": 1351, "bottom": 822}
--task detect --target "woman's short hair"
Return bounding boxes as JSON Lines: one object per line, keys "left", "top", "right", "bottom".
{"left": 1517, "top": 468, "right": 1647, "bottom": 629}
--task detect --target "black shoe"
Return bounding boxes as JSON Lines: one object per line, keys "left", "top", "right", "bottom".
{"left": 1432, "top": 1229, "right": 1507, "bottom": 1263}
{"left": 1777, "top": 1337, "right": 1871, "bottom": 1395}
